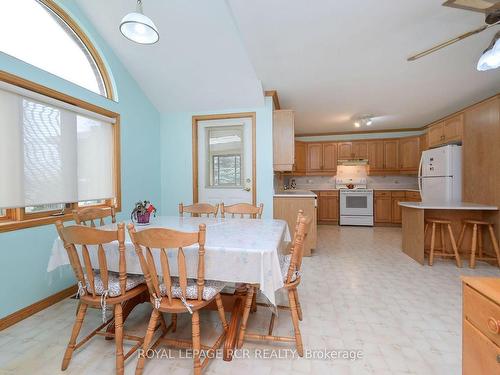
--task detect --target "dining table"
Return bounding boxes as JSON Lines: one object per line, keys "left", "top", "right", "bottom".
{"left": 47, "top": 215, "right": 291, "bottom": 361}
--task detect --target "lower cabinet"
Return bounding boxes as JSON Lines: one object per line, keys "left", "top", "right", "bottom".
{"left": 375, "top": 190, "right": 420, "bottom": 225}
{"left": 314, "top": 191, "right": 339, "bottom": 224}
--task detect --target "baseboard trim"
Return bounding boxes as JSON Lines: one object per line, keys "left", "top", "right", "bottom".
{"left": 0, "top": 284, "right": 77, "bottom": 331}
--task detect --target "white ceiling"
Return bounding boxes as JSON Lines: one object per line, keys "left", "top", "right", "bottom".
{"left": 75, "top": 0, "right": 500, "bottom": 133}
{"left": 75, "top": 0, "right": 264, "bottom": 112}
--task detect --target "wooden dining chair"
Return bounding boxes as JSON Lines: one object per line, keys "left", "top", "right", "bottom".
{"left": 237, "top": 210, "right": 310, "bottom": 356}
{"left": 128, "top": 223, "right": 228, "bottom": 375}
{"left": 73, "top": 206, "right": 116, "bottom": 227}
{"left": 220, "top": 203, "right": 264, "bottom": 219}
{"left": 179, "top": 202, "right": 219, "bottom": 217}
{"left": 55, "top": 221, "right": 149, "bottom": 375}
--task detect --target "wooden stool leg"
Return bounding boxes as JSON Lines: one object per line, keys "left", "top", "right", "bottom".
{"left": 114, "top": 303, "right": 124, "bottom": 375}
{"left": 62, "top": 303, "right": 88, "bottom": 370}
{"left": 215, "top": 294, "right": 228, "bottom": 331}
{"left": 288, "top": 288, "right": 303, "bottom": 357}
{"left": 440, "top": 224, "right": 447, "bottom": 254}
{"left": 268, "top": 313, "right": 276, "bottom": 335}
{"left": 192, "top": 311, "right": 201, "bottom": 375}
{"left": 478, "top": 226, "right": 484, "bottom": 258}
{"left": 470, "top": 224, "right": 478, "bottom": 269}
{"left": 136, "top": 309, "right": 160, "bottom": 375}
{"left": 171, "top": 313, "right": 177, "bottom": 333}
{"left": 237, "top": 286, "right": 255, "bottom": 349}
{"left": 447, "top": 224, "right": 462, "bottom": 268}
{"left": 293, "top": 289, "right": 303, "bottom": 321}
{"left": 251, "top": 291, "right": 257, "bottom": 313}
{"left": 457, "top": 223, "right": 467, "bottom": 253}
{"left": 429, "top": 223, "right": 436, "bottom": 266}
{"left": 487, "top": 224, "right": 500, "bottom": 268}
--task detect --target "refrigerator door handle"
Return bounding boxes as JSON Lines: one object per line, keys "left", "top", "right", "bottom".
{"left": 418, "top": 154, "right": 423, "bottom": 200}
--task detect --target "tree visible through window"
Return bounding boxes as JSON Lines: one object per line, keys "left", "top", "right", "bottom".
{"left": 0, "top": 0, "right": 110, "bottom": 98}
{"left": 213, "top": 155, "right": 241, "bottom": 186}
{"left": 206, "top": 126, "right": 243, "bottom": 188}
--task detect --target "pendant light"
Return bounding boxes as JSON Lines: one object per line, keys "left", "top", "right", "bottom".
{"left": 477, "top": 31, "right": 500, "bottom": 71}
{"left": 120, "top": 0, "right": 159, "bottom": 45}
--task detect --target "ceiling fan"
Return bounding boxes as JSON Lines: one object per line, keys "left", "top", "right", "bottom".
{"left": 407, "top": 0, "right": 500, "bottom": 70}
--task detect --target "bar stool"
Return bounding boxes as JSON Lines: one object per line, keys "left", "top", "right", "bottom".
{"left": 424, "top": 218, "right": 462, "bottom": 267}
{"left": 456, "top": 220, "right": 500, "bottom": 268}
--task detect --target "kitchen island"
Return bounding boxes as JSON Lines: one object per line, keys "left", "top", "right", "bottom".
{"left": 399, "top": 202, "right": 498, "bottom": 265}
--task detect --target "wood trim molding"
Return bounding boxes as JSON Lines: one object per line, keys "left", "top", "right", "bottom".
{"left": 0, "top": 71, "right": 122, "bottom": 233}
{"left": 264, "top": 90, "right": 280, "bottom": 110}
{"left": 0, "top": 285, "right": 77, "bottom": 331}
{"left": 192, "top": 113, "right": 257, "bottom": 205}
{"left": 296, "top": 127, "right": 424, "bottom": 137}
{"left": 39, "top": 0, "right": 115, "bottom": 100}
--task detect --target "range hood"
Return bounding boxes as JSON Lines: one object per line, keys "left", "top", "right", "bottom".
{"left": 337, "top": 159, "right": 369, "bottom": 166}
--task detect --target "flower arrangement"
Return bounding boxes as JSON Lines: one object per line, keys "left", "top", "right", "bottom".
{"left": 131, "top": 200, "right": 157, "bottom": 224}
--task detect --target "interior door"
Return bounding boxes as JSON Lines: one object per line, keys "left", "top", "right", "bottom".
{"left": 197, "top": 117, "right": 253, "bottom": 205}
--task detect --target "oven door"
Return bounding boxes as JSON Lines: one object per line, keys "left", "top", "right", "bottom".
{"left": 340, "top": 191, "right": 373, "bottom": 216}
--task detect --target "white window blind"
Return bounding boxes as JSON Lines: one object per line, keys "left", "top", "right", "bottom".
{"left": 0, "top": 86, "right": 115, "bottom": 209}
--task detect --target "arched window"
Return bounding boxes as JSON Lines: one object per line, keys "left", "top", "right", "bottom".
{"left": 0, "top": 0, "right": 114, "bottom": 99}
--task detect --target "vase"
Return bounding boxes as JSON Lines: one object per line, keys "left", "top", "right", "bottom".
{"left": 136, "top": 212, "right": 150, "bottom": 224}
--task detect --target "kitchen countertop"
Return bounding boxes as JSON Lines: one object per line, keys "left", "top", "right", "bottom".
{"left": 399, "top": 201, "right": 498, "bottom": 210}
{"left": 274, "top": 190, "right": 318, "bottom": 198}
{"left": 293, "top": 187, "right": 420, "bottom": 192}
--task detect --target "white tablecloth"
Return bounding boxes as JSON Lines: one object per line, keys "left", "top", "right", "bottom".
{"left": 47, "top": 216, "right": 291, "bottom": 305}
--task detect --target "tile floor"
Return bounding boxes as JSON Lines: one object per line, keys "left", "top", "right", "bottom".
{"left": 1, "top": 225, "right": 499, "bottom": 375}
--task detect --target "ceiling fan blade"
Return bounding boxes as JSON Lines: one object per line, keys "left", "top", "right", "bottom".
{"left": 407, "top": 23, "right": 498, "bottom": 61}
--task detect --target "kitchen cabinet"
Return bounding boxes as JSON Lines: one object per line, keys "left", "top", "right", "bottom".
{"left": 427, "top": 114, "right": 463, "bottom": 148}
{"left": 273, "top": 110, "right": 295, "bottom": 171}
{"left": 383, "top": 140, "right": 399, "bottom": 171}
{"left": 322, "top": 143, "right": 338, "bottom": 171}
{"left": 273, "top": 196, "right": 317, "bottom": 256}
{"left": 399, "top": 136, "right": 420, "bottom": 173}
{"left": 462, "top": 277, "right": 500, "bottom": 375}
{"left": 391, "top": 192, "right": 405, "bottom": 224}
{"left": 374, "top": 191, "right": 392, "bottom": 223}
{"left": 294, "top": 141, "right": 306, "bottom": 174}
{"left": 405, "top": 191, "right": 421, "bottom": 202}
{"left": 306, "top": 142, "right": 337, "bottom": 173}
{"left": 306, "top": 143, "right": 322, "bottom": 172}
{"left": 367, "top": 141, "right": 384, "bottom": 172}
{"left": 352, "top": 142, "right": 368, "bottom": 158}
{"left": 316, "top": 191, "right": 339, "bottom": 223}
{"left": 337, "top": 142, "right": 352, "bottom": 159}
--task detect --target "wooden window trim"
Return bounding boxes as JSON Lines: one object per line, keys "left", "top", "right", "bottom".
{"left": 0, "top": 71, "right": 121, "bottom": 233}
{"left": 39, "top": 0, "right": 115, "bottom": 100}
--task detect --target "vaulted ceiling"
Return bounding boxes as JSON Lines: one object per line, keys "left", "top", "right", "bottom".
{"left": 75, "top": 0, "right": 500, "bottom": 134}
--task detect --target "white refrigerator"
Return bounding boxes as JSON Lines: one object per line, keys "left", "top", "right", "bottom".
{"left": 418, "top": 145, "right": 462, "bottom": 203}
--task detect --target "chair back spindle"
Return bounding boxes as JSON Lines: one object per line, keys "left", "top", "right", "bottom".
{"left": 286, "top": 210, "right": 310, "bottom": 284}
{"left": 56, "top": 221, "right": 127, "bottom": 298}
{"left": 128, "top": 224, "right": 207, "bottom": 306}
{"left": 220, "top": 203, "right": 264, "bottom": 219}
{"left": 73, "top": 206, "right": 116, "bottom": 227}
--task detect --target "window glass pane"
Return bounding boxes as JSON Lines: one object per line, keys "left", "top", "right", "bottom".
{"left": 207, "top": 126, "right": 243, "bottom": 187}
{"left": 25, "top": 203, "right": 65, "bottom": 214}
{"left": 79, "top": 199, "right": 105, "bottom": 207}
{"left": 0, "top": 0, "right": 106, "bottom": 96}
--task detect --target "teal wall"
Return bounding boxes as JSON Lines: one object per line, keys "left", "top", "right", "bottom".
{"left": 0, "top": 1, "right": 161, "bottom": 318}
{"left": 160, "top": 97, "right": 274, "bottom": 219}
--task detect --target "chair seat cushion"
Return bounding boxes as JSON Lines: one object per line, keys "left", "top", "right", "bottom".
{"left": 86, "top": 271, "right": 145, "bottom": 297}
{"left": 159, "top": 278, "right": 225, "bottom": 301}
{"left": 279, "top": 254, "right": 298, "bottom": 282}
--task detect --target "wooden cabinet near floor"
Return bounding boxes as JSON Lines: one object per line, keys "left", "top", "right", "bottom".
{"left": 462, "top": 277, "right": 500, "bottom": 375}
{"left": 273, "top": 196, "right": 317, "bottom": 256}
{"left": 391, "top": 192, "right": 405, "bottom": 224}
{"left": 273, "top": 110, "right": 295, "bottom": 171}
{"left": 374, "top": 191, "right": 392, "bottom": 223}
{"left": 316, "top": 191, "right": 339, "bottom": 223}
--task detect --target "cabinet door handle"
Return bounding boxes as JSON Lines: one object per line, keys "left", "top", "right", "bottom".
{"left": 488, "top": 317, "right": 500, "bottom": 334}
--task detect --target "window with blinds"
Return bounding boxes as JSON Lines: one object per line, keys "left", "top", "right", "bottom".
{"left": 0, "top": 83, "right": 117, "bottom": 217}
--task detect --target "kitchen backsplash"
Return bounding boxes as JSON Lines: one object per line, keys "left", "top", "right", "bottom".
{"left": 279, "top": 175, "right": 418, "bottom": 190}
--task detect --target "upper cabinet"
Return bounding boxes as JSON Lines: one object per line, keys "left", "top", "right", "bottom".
{"left": 383, "top": 140, "right": 399, "bottom": 171}
{"left": 307, "top": 142, "right": 337, "bottom": 173}
{"left": 338, "top": 141, "right": 367, "bottom": 159}
{"left": 337, "top": 142, "right": 352, "bottom": 159}
{"left": 399, "top": 136, "right": 420, "bottom": 173}
{"left": 273, "top": 110, "right": 295, "bottom": 171}
{"left": 294, "top": 141, "right": 307, "bottom": 174}
{"left": 367, "top": 141, "right": 384, "bottom": 171}
{"left": 427, "top": 113, "right": 463, "bottom": 148}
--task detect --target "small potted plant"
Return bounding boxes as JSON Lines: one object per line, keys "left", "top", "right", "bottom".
{"left": 131, "top": 200, "right": 157, "bottom": 225}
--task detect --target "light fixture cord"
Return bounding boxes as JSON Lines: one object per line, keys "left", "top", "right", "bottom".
{"left": 136, "top": 0, "right": 144, "bottom": 14}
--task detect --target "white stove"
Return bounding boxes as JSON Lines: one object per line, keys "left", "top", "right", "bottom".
{"left": 336, "top": 177, "right": 374, "bottom": 226}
